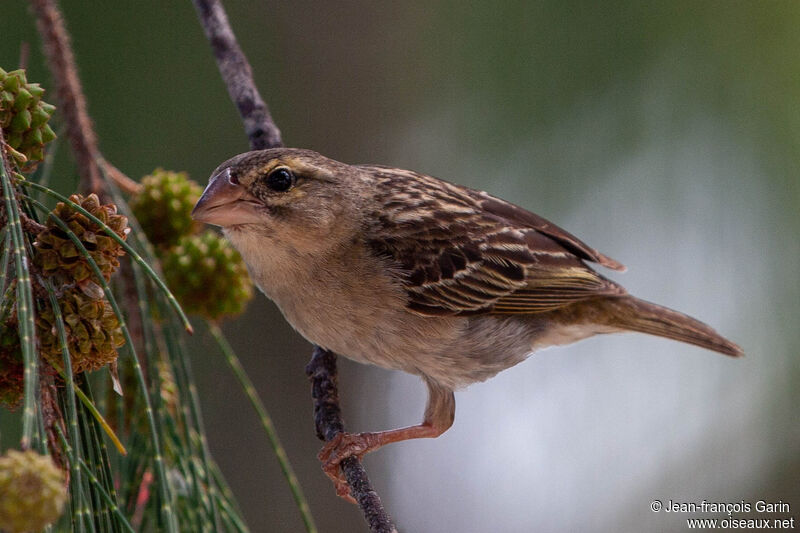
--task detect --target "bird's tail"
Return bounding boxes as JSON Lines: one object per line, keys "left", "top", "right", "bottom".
{"left": 599, "top": 296, "right": 743, "bottom": 357}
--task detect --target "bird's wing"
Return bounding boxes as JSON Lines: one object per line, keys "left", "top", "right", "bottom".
{"left": 364, "top": 167, "right": 627, "bottom": 317}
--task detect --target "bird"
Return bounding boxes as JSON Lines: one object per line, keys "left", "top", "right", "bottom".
{"left": 191, "top": 147, "right": 742, "bottom": 501}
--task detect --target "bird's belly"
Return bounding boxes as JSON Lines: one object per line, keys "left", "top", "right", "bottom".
{"left": 283, "top": 299, "right": 543, "bottom": 390}
{"left": 257, "top": 267, "right": 596, "bottom": 389}
{"left": 276, "top": 291, "right": 461, "bottom": 376}
{"left": 255, "top": 264, "right": 455, "bottom": 375}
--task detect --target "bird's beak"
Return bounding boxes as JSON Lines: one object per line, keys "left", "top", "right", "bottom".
{"left": 192, "top": 167, "right": 263, "bottom": 227}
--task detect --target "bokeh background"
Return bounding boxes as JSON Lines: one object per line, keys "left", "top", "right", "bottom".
{"left": 2, "top": 1, "right": 798, "bottom": 531}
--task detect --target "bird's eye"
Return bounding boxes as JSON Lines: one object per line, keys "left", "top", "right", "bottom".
{"left": 266, "top": 168, "right": 295, "bottom": 192}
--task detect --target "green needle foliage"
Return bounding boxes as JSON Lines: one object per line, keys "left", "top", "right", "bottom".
{"left": 0, "top": 68, "right": 316, "bottom": 531}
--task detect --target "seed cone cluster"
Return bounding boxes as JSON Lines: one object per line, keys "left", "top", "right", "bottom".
{"left": 0, "top": 449, "right": 66, "bottom": 533}
{"left": 0, "top": 68, "right": 56, "bottom": 171}
{"left": 31, "top": 194, "right": 128, "bottom": 376}
{"left": 162, "top": 232, "right": 253, "bottom": 320}
{"left": 131, "top": 170, "right": 253, "bottom": 320}
{"left": 0, "top": 195, "right": 129, "bottom": 408}
{"left": 37, "top": 290, "right": 125, "bottom": 373}
{"left": 130, "top": 169, "right": 202, "bottom": 248}
{"left": 34, "top": 193, "right": 129, "bottom": 288}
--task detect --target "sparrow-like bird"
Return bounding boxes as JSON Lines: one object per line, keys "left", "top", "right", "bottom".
{"left": 192, "top": 148, "right": 742, "bottom": 500}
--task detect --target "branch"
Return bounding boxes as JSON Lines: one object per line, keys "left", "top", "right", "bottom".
{"left": 30, "top": 0, "right": 102, "bottom": 193}
{"left": 30, "top": 0, "right": 141, "bottom": 196}
{"left": 306, "top": 348, "right": 398, "bottom": 533}
{"left": 192, "top": 3, "right": 397, "bottom": 530}
{"left": 192, "top": 0, "right": 282, "bottom": 150}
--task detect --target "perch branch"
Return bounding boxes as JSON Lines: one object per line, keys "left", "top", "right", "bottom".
{"left": 306, "top": 348, "right": 398, "bottom": 533}
{"left": 193, "top": 2, "right": 397, "bottom": 530}
{"left": 191, "top": 0, "right": 283, "bottom": 150}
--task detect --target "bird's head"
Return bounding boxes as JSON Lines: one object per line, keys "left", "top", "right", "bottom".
{"left": 192, "top": 148, "right": 362, "bottom": 253}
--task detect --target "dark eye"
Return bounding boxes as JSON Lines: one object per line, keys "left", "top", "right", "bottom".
{"left": 266, "top": 168, "right": 295, "bottom": 192}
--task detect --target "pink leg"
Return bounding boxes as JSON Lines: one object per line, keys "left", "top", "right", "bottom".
{"left": 318, "top": 379, "right": 455, "bottom": 503}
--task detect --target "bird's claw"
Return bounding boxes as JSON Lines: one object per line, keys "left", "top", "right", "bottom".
{"left": 318, "top": 431, "right": 381, "bottom": 504}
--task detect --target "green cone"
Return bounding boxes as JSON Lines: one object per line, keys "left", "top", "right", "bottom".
{"left": 162, "top": 231, "right": 253, "bottom": 320}
{"left": 0, "top": 68, "right": 57, "bottom": 171}
{"left": 131, "top": 169, "right": 203, "bottom": 248}
{"left": 0, "top": 449, "right": 66, "bottom": 533}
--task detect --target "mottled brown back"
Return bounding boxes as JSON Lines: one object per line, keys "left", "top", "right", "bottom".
{"left": 361, "top": 165, "right": 627, "bottom": 317}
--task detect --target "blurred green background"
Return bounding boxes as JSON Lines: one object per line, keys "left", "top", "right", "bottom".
{"left": 2, "top": 1, "right": 798, "bottom": 531}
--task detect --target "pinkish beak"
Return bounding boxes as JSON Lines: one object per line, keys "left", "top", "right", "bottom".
{"left": 192, "top": 167, "right": 263, "bottom": 227}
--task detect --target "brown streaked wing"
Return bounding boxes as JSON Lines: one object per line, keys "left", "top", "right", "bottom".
{"left": 473, "top": 192, "right": 626, "bottom": 272}
{"left": 365, "top": 166, "right": 627, "bottom": 316}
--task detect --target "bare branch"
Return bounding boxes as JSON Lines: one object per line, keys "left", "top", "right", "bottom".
{"left": 99, "top": 158, "right": 141, "bottom": 195}
{"left": 18, "top": 42, "right": 30, "bottom": 71}
{"left": 19, "top": 213, "right": 47, "bottom": 235}
{"left": 30, "top": 0, "right": 141, "bottom": 196}
{"left": 306, "top": 348, "right": 398, "bottom": 533}
{"left": 30, "top": 0, "right": 103, "bottom": 194}
{"left": 192, "top": 0, "right": 282, "bottom": 150}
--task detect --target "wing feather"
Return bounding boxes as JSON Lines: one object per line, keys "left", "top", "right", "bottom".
{"left": 363, "top": 166, "right": 626, "bottom": 317}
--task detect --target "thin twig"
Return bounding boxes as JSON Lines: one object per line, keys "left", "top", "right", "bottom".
{"left": 99, "top": 158, "right": 141, "bottom": 195}
{"left": 19, "top": 42, "right": 31, "bottom": 71}
{"left": 192, "top": 2, "right": 397, "bottom": 531}
{"left": 306, "top": 348, "right": 398, "bottom": 533}
{"left": 191, "top": 0, "right": 283, "bottom": 150}
{"left": 30, "top": 0, "right": 141, "bottom": 196}
{"left": 19, "top": 212, "right": 47, "bottom": 234}
{"left": 30, "top": 0, "right": 103, "bottom": 193}
{"left": 39, "top": 370, "right": 68, "bottom": 468}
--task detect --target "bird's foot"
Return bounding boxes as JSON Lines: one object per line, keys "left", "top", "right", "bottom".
{"left": 318, "top": 431, "right": 383, "bottom": 504}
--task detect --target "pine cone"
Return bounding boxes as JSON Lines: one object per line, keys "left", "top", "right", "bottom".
{"left": 34, "top": 193, "right": 129, "bottom": 289}
{"left": 0, "top": 68, "right": 56, "bottom": 171}
{"left": 162, "top": 232, "right": 253, "bottom": 320}
{"left": 37, "top": 290, "right": 125, "bottom": 374}
{"left": 0, "top": 450, "right": 66, "bottom": 533}
{"left": 130, "top": 169, "right": 202, "bottom": 248}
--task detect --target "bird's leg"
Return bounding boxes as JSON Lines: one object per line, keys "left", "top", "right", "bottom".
{"left": 318, "top": 379, "right": 455, "bottom": 503}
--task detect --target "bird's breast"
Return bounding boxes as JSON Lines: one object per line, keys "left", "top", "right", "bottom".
{"left": 227, "top": 227, "right": 460, "bottom": 374}
{"left": 266, "top": 266, "right": 465, "bottom": 376}
{"left": 223, "top": 228, "right": 559, "bottom": 389}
